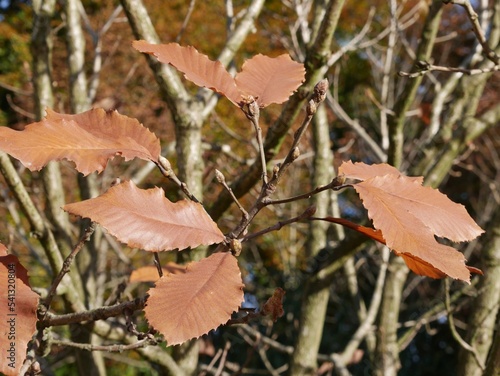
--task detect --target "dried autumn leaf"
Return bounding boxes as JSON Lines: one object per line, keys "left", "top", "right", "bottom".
{"left": 145, "top": 252, "right": 244, "bottom": 345}
{"left": 64, "top": 181, "right": 224, "bottom": 251}
{"left": 130, "top": 263, "right": 186, "bottom": 283}
{"left": 235, "top": 54, "right": 306, "bottom": 107}
{"left": 261, "top": 287, "right": 286, "bottom": 322}
{"left": 353, "top": 174, "right": 484, "bottom": 282}
{"left": 0, "top": 108, "right": 161, "bottom": 176}
{"left": 338, "top": 160, "right": 423, "bottom": 183}
{"left": 133, "top": 41, "right": 305, "bottom": 108}
{"left": 355, "top": 174, "right": 484, "bottom": 242}
{"left": 133, "top": 41, "right": 241, "bottom": 105}
{"left": 0, "top": 244, "right": 39, "bottom": 376}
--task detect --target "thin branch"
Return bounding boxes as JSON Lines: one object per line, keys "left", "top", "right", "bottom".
{"left": 263, "top": 177, "right": 347, "bottom": 206}
{"left": 241, "top": 98, "right": 267, "bottom": 184}
{"left": 52, "top": 337, "right": 159, "bottom": 352}
{"left": 444, "top": 278, "right": 485, "bottom": 371}
{"left": 443, "top": 0, "right": 500, "bottom": 64}
{"left": 41, "top": 223, "right": 96, "bottom": 315}
{"left": 271, "top": 79, "right": 329, "bottom": 184}
{"left": 399, "top": 61, "right": 500, "bottom": 77}
{"left": 175, "top": 0, "right": 196, "bottom": 43}
{"left": 241, "top": 206, "right": 316, "bottom": 242}
{"left": 215, "top": 169, "right": 248, "bottom": 219}
{"left": 42, "top": 296, "right": 148, "bottom": 327}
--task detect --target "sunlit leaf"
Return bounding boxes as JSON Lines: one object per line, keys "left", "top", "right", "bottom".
{"left": 64, "top": 181, "right": 224, "bottom": 252}
{"left": 235, "top": 54, "right": 305, "bottom": 107}
{"left": 0, "top": 244, "right": 39, "bottom": 376}
{"left": 0, "top": 108, "right": 161, "bottom": 175}
{"left": 145, "top": 252, "right": 244, "bottom": 345}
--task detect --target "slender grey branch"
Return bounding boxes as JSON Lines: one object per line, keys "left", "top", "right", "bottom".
{"left": 443, "top": 0, "right": 500, "bottom": 64}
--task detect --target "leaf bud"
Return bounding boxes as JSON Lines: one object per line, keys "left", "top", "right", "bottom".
{"left": 307, "top": 99, "right": 317, "bottom": 115}
{"left": 313, "top": 78, "right": 329, "bottom": 103}
{"left": 215, "top": 169, "right": 225, "bottom": 184}
{"left": 292, "top": 147, "right": 300, "bottom": 160}
{"left": 229, "top": 238, "right": 242, "bottom": 256}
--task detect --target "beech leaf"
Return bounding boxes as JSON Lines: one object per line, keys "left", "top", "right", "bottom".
{"left": 0, "top": 108, "right": 161, "bottom": 176}
{"left": 64, "top": 181, "right": 224, "bottom": 251}
{"left": 338, "top": 160, "right": 423, "bottom": 183}
{"left": 144, "top": 252, "right": 244, "bottom": 345}
{"left": 133, "top": 41, "right": 241, "bottom": 105}
{"left": 355, "top": 174, "right": 484, "bottom": 242}
{"left": 0, "top": 244, "right": 39, "bottom": 376}
{"left": 133, "top": 41, "right": 305, "bottom": 108}
{"left": 353, "top": 174, "right": 484, "bottom": 282}
{"left": 235, "top": 53, "right": 306, "bottom": 107}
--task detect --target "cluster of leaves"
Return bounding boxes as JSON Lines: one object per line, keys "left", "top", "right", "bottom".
{"left": 0, "top": 42, "right": 484, "bottom": 375}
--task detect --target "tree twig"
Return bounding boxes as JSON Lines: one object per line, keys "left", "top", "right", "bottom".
{"left": 399, "top": 60, "right": 500, "bottom": 77}
{"left": 444, "top": 278, "right": 485, "bottom": 371}
{"left": 41, "top": 223, "right": 96, "bottom": 316}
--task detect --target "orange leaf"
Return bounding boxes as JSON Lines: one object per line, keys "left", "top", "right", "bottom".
{"left": 64, "top": 181, "right": 224, "bottom": 252}
{"left": 144, "top": 252, "right": 244, "bottom": 345}
{"left": 338, "top": 160, "right": 423, "bottom": 183}
{"left": 133, "top": 41, "right": 241, "bottom": 106}
{"left": 0, "top": 108, "right": 160, "bottom": 176}
{"left": 353, "top": 174, "right": 484, "bottom": 282}
{"left": 235, "top": 54, "right": 305, "bottom": 107}
{"left": 133, "top": 41, "right": 305, "bottom": 108}
{"left": 130, "top": 263, "right": 186, "bottom": 283}
{"left": 0, "top": 244, "right": 39, "bottom": 376}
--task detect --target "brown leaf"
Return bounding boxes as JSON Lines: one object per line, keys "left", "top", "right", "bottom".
{"left": 0, "top": 244, "right": 39, "bottom": 376}
{"left": 338, "top": 160, "right": 423, "bottom": 183}
{"left": 0, "top": 108, "right": 161, "bottom": 176}
{"left": 235, "top": 54, "right": 305, "bottom": 107}
{"left": 133, "top": 41, "right": 305, "bottom": 108}
{"left": 133, "top": 41, "right": 241, "bottom": 106}
{"left": 261, "top": 287, "right": 286, "bottom": 322}
{"left": 64, "top": 181, "right": 224, "bottom": 252}
{"left": 353, "top": 174, "right": 484, "bottom": 282}
{"left": 144, "top": 252, "right": 244, "bottom": 345}
{"left": 355, "top": 174, "right": 484, "bottom": 242}
{"left": 130, "top": 263, "right": 186, "bottom": 283}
